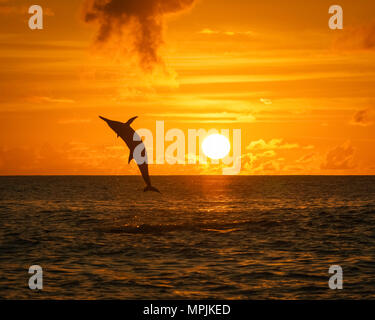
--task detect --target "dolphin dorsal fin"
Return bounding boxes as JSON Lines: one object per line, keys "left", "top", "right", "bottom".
{"left": 126, "top": 116, "right": 138, "bottom": 126}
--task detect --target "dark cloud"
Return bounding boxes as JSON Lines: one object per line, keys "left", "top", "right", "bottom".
{"left": 83, "top": 0, "right": 195, "bottom": 71}
{"left": 321, "top": 142, "right": 356, "bottom": 170}
{"left": 350, "top": 108, "right": 373, "bottom": 127}
{"left": 334, "top": 22, "right": 375, "bottom": 50}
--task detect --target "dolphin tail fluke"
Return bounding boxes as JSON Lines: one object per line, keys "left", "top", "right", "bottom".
{"left": 144, "top": 185, "right": 161, "bottom": 193}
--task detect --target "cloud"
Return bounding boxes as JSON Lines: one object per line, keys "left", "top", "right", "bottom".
{"left": 0, "top": 6, "right": 26, "bottom": 15}
{"left": 243, "top": 138, "right": 316, "bottom": 174}
{"left": 0, "top": 143, "right": 132, "bottom": 175}
{"left": 0, "top": 1, "right": 27, "bottom": 15}
{"left": 321, "top": 142, "right": 356, "bottom": 170}
{"left": 241, "top": 151, "right": 283, "bottom": 173}
{"left": 260, "top": 160, "right": 280, "bottom": 172}
{"left": 83, "top": 0, "right": 195, "bottom": 71}
{"left": 350, "top": 108, "right": 373, "bottom": 127}
{"left": 241, "top": 141, "right": 284, "bottom": 174}
{"left": 296, "top": 152, "right": 315, "bottom": 164}
{"left": 259, "top": 150, "right": 276, "bottom": 158}
{"left": 199, "top": 28, "right": 219, "bottom": 35}
{"left": 260, "top": 98, "right": 272, "bottom": 105}
{"left": 246, "top": 139, "right": 299, "bottom": 151}
{"left": 147, "top": 112, "right": 256, "bottom": 123}
{"left": 0, "top": 2, "right": 54, "bottom": 16}
{"left": 334, "top": 22, "right": 375, "bottom": 51}
{"left": 303, "top": 145, "right": 315, "bottom": 150}
{"left": 198, "top": 28, "right": 256, "bottom": 37}
{"left": 58, "top": 118, "right": 92, "bottom": 125}
{"left": 30, "top": 96, "right": 76, "bottom": 104}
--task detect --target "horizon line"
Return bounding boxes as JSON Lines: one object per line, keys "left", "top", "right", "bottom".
{"left": 0, "top": 174, "right": 375, "bottom": 177}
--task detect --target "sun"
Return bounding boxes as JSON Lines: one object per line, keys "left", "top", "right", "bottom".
{"left": 202, "top": 134, "right": 231, "bottom": 160}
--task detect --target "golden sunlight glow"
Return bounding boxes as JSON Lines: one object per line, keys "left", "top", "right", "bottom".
{"left": 202, "top": 134, "right": 231, "bottom": 160}
{"left": 1, "top": 1, "right": 375, "bottom": 175}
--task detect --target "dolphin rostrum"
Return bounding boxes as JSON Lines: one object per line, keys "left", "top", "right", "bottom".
{"left": 99, "top": 116, "right": 160, "bottom": 193}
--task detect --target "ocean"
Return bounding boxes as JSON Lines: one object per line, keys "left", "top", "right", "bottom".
{"left": 0, "top": 176, "right": 374, "bottom": 299}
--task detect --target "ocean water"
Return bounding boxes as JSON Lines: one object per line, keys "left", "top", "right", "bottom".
{"left": 0, "top": 176, "right": 374, "bottom": 299}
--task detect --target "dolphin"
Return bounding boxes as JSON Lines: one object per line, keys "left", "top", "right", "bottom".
{"left": 99, "top": 116, "right": 160, "bottom": 193}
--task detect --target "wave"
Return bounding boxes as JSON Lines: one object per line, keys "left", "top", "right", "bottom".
{"left": 97, "top": 219, "right": 281, "bottom": 234}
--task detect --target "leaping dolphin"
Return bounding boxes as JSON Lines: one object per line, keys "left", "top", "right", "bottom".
{"left": 99, "top": 116, "right": 160, "bottom": 193}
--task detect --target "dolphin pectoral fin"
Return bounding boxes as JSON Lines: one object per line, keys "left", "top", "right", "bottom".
{"left": 126, "top": 116, "right": 138, "bottom": 126}
{"left": 128, "top": 152, "right": 134, "bottom": 164}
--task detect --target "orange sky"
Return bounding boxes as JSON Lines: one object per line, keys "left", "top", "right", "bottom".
{"left": 0, "top": 0, "right": 375, "bottom": 175}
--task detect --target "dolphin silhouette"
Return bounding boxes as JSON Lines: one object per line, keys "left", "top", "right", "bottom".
{"left": 99, "top": 116, "right": 160, "bottom": 193}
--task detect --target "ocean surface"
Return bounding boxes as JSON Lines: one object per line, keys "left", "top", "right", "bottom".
{"left": 0, "top": 176, "right": 374, "bottom": 299}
